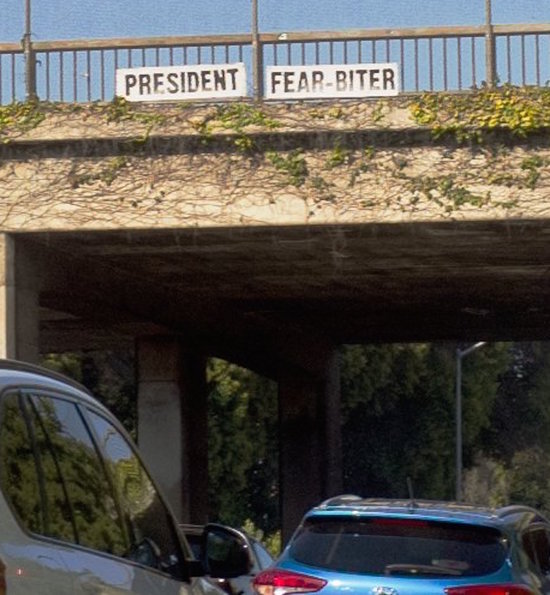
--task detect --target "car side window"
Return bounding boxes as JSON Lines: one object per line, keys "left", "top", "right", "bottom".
{"left": 523, "top": 526, "right": 550, "bottom": 575}
{"left": 29, "top": 393, "right": 128, "bottom": 555}
{"left": 0, "top": 391, "right": 128, "bottom": 557}
{"left": 86, "top": 409, "right": 185, "bottom": 579}
{"left": 0, "top": 392, "right": 49, "bottom": 536}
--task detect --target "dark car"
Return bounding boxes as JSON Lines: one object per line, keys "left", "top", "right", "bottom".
{"left": 182, "top": 523, "right": 274, "bottom": 595}
{"left": 253, "top": 495, "right": 550, "bottom": 595}
{"left": 0, "top": 359, "right": 247, "bottom": 595}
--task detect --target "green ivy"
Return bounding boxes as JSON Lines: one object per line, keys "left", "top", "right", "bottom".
{"left": 371, "top": 100, "right": 388, "bottom": 124}
{"left": 311, "top": 175, "right": 335, "bottom": 201}
{"left": 105, "top": 96, "right": 166, "bottom": 126}
{"left": 348, "top": 147, "right": 375, "bottom": 187}
{"left": 267, "top": 149, "right": 308, "bottom": 187}
{"left": 215, "top": 103, "right": 279, "bottom": 130}
{"left": 407, "top": 174, "right": 489, "bottom": 212}
{"left": 196, "top": 102, "right": 280, "bottom": 153}
{"left": 70, "top": 156, "right": 129, "bottom": 188}
{"left": 520, "top": 155, "right": 547, "bottom": 190}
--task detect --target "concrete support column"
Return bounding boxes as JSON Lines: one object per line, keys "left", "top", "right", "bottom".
{"left": 137, "top": 336, "right": 208, "bottom": 524}
{"left": 0, "top": 234, "right": 40, "bottom": 363}
{"left": 279, "top": 348, "right": 342, "bottom": 543}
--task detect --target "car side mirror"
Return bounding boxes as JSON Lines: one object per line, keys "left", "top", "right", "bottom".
{"left": 203, "top": 524, "right": 252, "bottom": 579}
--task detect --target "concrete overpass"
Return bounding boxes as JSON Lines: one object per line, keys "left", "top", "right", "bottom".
{"left": 0, "top": 97, "right": 549, "bottom": 538}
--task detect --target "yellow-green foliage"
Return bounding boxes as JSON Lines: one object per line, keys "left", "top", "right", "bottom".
{"left": 0, "top": 101, "right": 46, "bottom": 139}
{"left": 410, "top": 86, "right": 550, "bottom": 141}
{"left": 326, "top": 143, "right": 353, "bottom": 168}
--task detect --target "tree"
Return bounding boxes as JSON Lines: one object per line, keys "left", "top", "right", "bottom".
{"left": 207, "top": 358, "right": 279, "bottom": 534}
{"left": 42, "top": 351, "right": 137, "bottom": 438}
{"left": 340, "top": 342, "right": 509, "bottom": 500}
{"left": 341, "top": 343, "right": 452, "bottom": 498}
{"left": 508, "top": 447, "right": 550, "bottom": 515}
{"left": 488, "top": 343, "right": 550, "bottom": 460}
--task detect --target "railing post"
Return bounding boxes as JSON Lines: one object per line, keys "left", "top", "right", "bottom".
{"left": 485, "top": 0, "right": 496, "bottom": 87}
{"left": 251, "top": 0, "right": 263, "bottom": 101}
{"left": 23, "top": 0, "right": 37, "bottom": 101}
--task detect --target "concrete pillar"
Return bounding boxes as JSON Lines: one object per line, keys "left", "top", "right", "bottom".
{"left": 279, "top": 349, "right": 342, "bottom": 543}
{"left": 137, "top": 336, "right": 208, "bottom": 524}
{"left": 0, "top": 234, "right": 40, "bottom": 363}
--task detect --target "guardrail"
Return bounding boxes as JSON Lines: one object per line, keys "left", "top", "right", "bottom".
{"left": 0, "top": 22, "right": 549, "bottom": 104}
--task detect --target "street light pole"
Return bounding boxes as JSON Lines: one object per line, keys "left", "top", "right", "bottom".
{"left": 455, "top": 341, "right": 486, "bottom": 502}
{"left": 251, "top": 0, "right": 262, "bottom": 101}
{"left": 485, "top": 0, "right": 496, "bottom": 87}
{"left": 23, "top": 0, "right": 36, "bottom": 100}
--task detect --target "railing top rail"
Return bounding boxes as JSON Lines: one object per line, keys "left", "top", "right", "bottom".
{"left": 260, "top": 22, "right": 550, "bottom": 41}
{"left": 494, "top": 23, "right": 550, "bottom": 35}
{"left": 32, "top": 33, "right": 254, "bottom": 52}
{"left": 259, "top": 25, "right": 489, "bottom": 42}
{"left": 0, "top": 21, "right": 542, "bottom": 55}
{"left": 0, "top": 42, "right": 22, "bottom": 53}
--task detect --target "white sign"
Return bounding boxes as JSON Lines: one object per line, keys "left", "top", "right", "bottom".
{"left": 116, "top": 63, "right": 247, "bottom": 102}
{"left": 266, "top": 63, "right": 399, "bottom": 99}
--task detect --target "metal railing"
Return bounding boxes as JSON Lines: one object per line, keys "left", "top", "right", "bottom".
{"left": 0, "top": 22, "right": 549, "bottom": 104}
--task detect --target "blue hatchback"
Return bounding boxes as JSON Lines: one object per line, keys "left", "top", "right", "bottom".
{"left": 253, "top": 496, "right": 550, "bottom": 595}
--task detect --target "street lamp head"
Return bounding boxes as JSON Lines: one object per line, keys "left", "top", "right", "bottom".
{"left": 457, "top": 341, "right": 487, "bottom": 359}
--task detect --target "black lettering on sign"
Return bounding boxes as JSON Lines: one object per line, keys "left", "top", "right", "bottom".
{"left": 270, "top": 71, "right": 282, "bottom": 94}
{"left": 188, "top": 72, "right": 199, "bottom": 92}
{"left": 356, "top": 69, "right": 368, "bottom": 90}
{"left": 312, "top": 71, "right": 324, "bottom": 91}
{"left": 201, "top": 70, "right": 212, "bottom": 91}
{"left": 284, "top": 71, "right": 295, "bottom": 93}
{"left": 167, "top": 73, "right": 179, "bottom": 93}
{"left": 369, "top": 69, "right": 380, "bottom": 89}
{"left": 226, "top": 68, "right": 239, "bottom": 90}
{"left": 297, "top": 71, "right": 310, "bottom": 92}
{"left": 214, "top": 70, "right": 226, "bottom": 91}
{"left": 125, "top": 74, "right": 137, "bottom": 96}
{"left": 153, "top": 72, "right": 164, "bottom": 93}
{"left": 335, "top": 70, "right": 347, "bottom": 91}
{"left": 139, "top": 74, "right": 152, "bottom": 95}
{"left": 383, "top": 67, "right": 395, "bottom": 90}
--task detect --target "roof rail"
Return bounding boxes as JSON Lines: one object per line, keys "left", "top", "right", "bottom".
{"left": 0, "top": 358, "right": 91, "bottom": 395}
{"left": 496, "top": 504, "right": 541, "bottom": 519}
{"left": 319, "top": 494, "right": 363, "bottom": 507}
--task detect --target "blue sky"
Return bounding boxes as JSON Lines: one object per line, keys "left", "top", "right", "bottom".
{"left": 1, "top": 1, "right": 548, "bottom": 42}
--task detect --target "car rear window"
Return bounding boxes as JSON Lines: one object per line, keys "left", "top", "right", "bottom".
{"left": 288, "top": 516, "right": 507, "bottom": 578}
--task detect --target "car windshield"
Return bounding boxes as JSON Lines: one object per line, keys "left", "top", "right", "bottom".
{"left": 288, "top": 516, "right": 507, "bottom": 578}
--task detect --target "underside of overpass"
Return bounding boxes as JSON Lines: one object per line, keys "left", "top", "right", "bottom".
{"left": 23, "top": 217, "right": 550, "bottom": 359}
{"left": 7, "top": 216, "right": 550, "bottom": 539}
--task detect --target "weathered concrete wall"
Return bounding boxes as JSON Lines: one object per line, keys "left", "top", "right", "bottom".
{"left": 0, "top": 98, "right": 548, "bottom": 232}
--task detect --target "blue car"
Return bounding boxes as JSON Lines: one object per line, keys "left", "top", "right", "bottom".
{"left": 253, "top": 495, "right": 550, "bottom": 595}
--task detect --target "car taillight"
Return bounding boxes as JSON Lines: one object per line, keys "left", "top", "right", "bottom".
{"left": 445, "top": 585, "right": 534, "bottom": 595}
{"left": 253, "top": 569, "right": 327, "bottom": 595}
